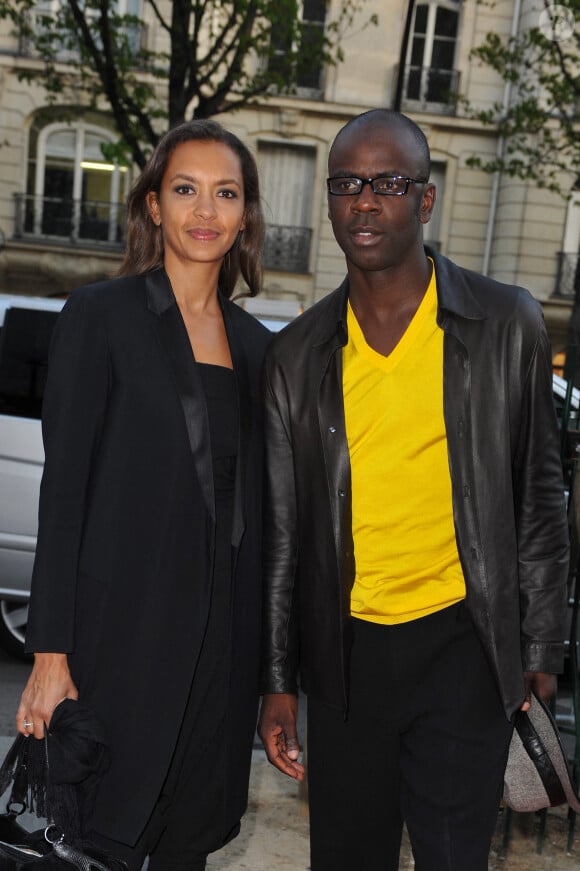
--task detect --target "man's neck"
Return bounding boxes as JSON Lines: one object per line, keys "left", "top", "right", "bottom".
{"left": 347, "top": 256, "right": 433, "bottom": 357}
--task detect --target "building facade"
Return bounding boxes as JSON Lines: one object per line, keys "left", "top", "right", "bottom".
{"left": 0, "top": 0, "right": 577, "bottom": 351}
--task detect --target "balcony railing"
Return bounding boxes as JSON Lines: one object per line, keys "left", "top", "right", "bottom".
{"left": 553, "top": 252, "right": 580, "bottom": 299}
{"left": 13, "top": 193, "right": 126, "bottom": 247}
{"left": 401, "top": 65, "right": 460, "bottom": 115}
{"left": 264, "top": 225, "right": 312, "bottom": 273}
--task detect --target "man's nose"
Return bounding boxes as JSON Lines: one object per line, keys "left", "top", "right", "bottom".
{"left": 351, "top": 186, "right": 381, "bottom": 211}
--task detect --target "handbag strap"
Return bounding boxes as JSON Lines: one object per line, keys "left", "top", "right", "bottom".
{"left": 7, "top": 735, "right": 30, "bottom": 815}
{"left": 515, "top": 709, "right": 567, "bottom": 806}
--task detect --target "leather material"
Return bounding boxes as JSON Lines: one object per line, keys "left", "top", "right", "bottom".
{"left": 514, "top": 710, "right": 566, "bottom": 806}
{"left": 261, "top": 249, "right": 569, "bottom": 719}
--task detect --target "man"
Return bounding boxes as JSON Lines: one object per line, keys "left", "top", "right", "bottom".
{"left": 258, "top": 109, "right": 569, "bottom": 871}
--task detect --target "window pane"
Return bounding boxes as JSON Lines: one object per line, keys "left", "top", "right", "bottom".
{"left": 414, "top": 5, "right": 428, "bottom": 32}
{"left": 84, "top": 131, "right": 107, "bottom": 162}
{"left": 0, "top": 307, "right": 59, "bottom": 419}
{"left": 303, "top": 0, "right": 325, "bottom": 22}
{"left": 80, "top": 168, "right": 113, "bottom": 241}
{"left": 435, "top": 7, "right": 458, "bottom": 38}
{"left": 43, "top": 161, "right": 74, "bottom": 235}
{"left": 410, "top": 36, "right": 425, "bottom": 67}
{"left": 431, "top": 39, "right": 455, "bottom": 69}
{"left": 406, "top": 67, "right": 422, "bottom": 100}
{"left": 427, "top": 68, "right": 453, "bottom": 102}
{"left": 297, "top": 20, "right": 324, "bottom": 88}
{"left": 45, "top": 129, "right": 75, "bottom": 159}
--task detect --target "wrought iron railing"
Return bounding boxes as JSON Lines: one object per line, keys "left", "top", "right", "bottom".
{"left": 13, "top": 193, "right": 126, "bottom": 247}
{"left": 401, "top": 65, "right": 460, "bottom": 114}
{"left": 264, "top": 225, "right": 312, "bottom": 273}
{"left": 553, "top": 252, "right": 580, "bottom": 299}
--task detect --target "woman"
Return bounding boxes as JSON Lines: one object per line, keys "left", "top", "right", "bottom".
{"left": 16, "top": 119, "right": 271, "bottom": 870}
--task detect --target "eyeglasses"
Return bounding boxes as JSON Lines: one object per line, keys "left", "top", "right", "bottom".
{"left": 326, "top": 175, "right": 428, "bottom": 197}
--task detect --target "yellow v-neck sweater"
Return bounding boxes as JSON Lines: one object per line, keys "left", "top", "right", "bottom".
{"left": 343, "top": 270, "right": 466, "bottom": 624}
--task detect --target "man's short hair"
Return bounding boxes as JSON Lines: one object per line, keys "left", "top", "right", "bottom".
{"left": 330, "top": 109, "right": 431, "bottom": 181}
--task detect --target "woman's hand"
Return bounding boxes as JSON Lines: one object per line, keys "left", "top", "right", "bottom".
{"left": 16, "top": 652, "right": 78, "bottom": 738}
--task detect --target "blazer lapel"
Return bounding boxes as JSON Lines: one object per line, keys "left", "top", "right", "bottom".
{"left": 222, "top": 298, "right": 250, "bottom": 549}
{"left": 146, "top": 269, "right": 215, "bottom": 522}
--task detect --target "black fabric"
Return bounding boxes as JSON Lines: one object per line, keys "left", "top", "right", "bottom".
{"left": 0, "top": 716, "right": 124, "bottom": 871}
{"left": 307, "top": 603, "right": 513, "bottom": 871}
{"left": 0, "top": 703, "right": 109, "bottom": 845}
{"left": 86, "top": 363, "right": 241, "bottom": 871}
{"left": 25, "top": 271, "right": 270, "bottom": 844}
{"left": 47, "top": 701, "right": 109, "bottom": 788}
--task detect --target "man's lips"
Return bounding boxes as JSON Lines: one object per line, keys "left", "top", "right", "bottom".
{"left": 348, "top": 225, "right": 382, "bottom": 243}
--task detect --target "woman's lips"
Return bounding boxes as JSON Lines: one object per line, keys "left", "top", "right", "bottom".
{"left": 188, "top": 228, "right": 219, "bottom": 240}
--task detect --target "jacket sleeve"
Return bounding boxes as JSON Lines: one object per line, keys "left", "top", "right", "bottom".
{"left": 514, "top": 308, "right": 569, "bottom": 674}
{"left": 25, "top": 288, "right": 110, "bottom": 653}
{"left": 260, "top": 353, "right": 300, "bottom": 694}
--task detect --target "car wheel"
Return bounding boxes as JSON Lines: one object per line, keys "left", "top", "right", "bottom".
{"left": 0, "top": 600, "right": 30, "bottom": 659}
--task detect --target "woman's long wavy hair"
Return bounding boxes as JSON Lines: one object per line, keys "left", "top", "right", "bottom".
{"left": 118, "top": 119, "right": 264, "bottom": 298}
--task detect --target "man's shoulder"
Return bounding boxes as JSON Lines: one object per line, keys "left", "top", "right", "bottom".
{"left": 434, "top": 252, "right": 542, "bottom": 326}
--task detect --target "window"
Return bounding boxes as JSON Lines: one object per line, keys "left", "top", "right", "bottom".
{"left": 404, "top": 2, "right": 460, "bottom": 110}
{"left": 554, "top": 192, "right": 580, "bottom": 298}
{"left": 258, "top": 143, "right": 316, "bottom": 273}
{"left": 0, "top": 300, "right": 63, "bottom": 420}
{"left": 30, "top": 0, "right": 143, "bottom": 57}
{"left": 18, "top": 118, "right": 129, "bottom": 245}
{"left": 269, "top": 0, "right": 326, "bottom": 95}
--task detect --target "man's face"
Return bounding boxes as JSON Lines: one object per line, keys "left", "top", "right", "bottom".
{"left": 327, "top": 121, "right": 435, "bottom": 275}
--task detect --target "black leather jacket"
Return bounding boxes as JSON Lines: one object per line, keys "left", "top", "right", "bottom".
{"left": 261, "top": 251, "right": 569, "bottom": 719}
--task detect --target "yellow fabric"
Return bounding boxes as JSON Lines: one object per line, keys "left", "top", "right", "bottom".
{"left": 343, "top": 269, "right": 465, "bottom": 624}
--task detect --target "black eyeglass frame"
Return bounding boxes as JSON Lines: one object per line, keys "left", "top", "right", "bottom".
{"left": 326, "top": 175, "right": 429, "bottom": 197}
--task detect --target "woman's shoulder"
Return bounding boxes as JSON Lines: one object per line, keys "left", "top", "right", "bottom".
{"left": 71, "top": 273, "right": 144, "bottom": 301}
{"left": 65, "top": 274, "right": 147, "bottom": 317}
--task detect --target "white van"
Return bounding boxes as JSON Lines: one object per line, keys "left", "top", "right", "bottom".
{"left": 0, "top": 294, "right": 65, "bottom": 655}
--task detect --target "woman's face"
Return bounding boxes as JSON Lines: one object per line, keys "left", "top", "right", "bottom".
{"left": 146, "top": 139, "right": 246, "bottom": 274}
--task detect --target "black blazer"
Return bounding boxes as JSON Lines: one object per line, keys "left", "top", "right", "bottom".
{"left": 26, "top": 268, "right": 271, "bottom": 844}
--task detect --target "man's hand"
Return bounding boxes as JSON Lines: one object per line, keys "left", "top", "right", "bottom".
{"left": 520, "top": 671, "right": 557, "bottom": 712}
{"left": 258, "top": 692, "right": 305, "bottom": 781}
{"left": 16, "top": 652, "right": 78, "bottom": 738}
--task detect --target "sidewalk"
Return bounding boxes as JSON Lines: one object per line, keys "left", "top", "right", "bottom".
{"left": 207, "top": 751, "right": 580, "bottom": 871}
{"left": 1, "top": 738, "right": 579, "bottom": 870}
{"left": 206, "top": 750, "right": 310, "bottom": 870}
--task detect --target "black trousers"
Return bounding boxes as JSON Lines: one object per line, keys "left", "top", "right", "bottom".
{"left": 307, "top": 602, "right": 514, "bottom": 871}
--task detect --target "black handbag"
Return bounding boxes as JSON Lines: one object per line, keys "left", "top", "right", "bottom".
{"left": 0, "top": 730, "right": 126, "bottom": 871}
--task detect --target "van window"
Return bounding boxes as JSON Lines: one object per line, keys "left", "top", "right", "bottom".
{"left": 0, "top": 307, "right": 59, "bottom": 419}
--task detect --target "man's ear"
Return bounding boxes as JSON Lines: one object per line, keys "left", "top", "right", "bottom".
{"left": 419, "top": 183, "right": 436, "bottom": 225}
{"left": 146, "top": 191, "right": 161, "bottom": 226}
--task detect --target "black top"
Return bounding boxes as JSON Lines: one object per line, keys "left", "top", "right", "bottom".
{"left": 198, "top": 363, "right": 238, "bottom": 491}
